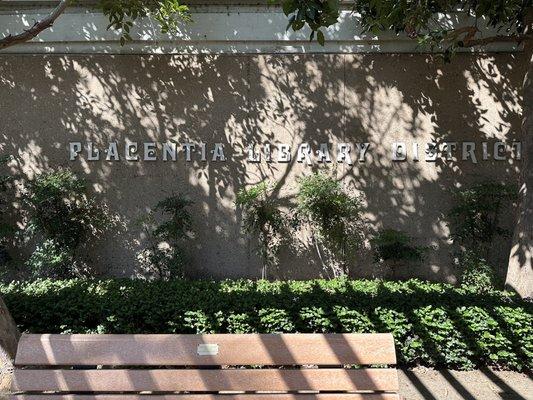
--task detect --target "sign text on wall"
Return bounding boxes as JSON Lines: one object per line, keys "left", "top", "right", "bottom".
{"left": 69, "top": 141, "right": 522, "bottom": 164}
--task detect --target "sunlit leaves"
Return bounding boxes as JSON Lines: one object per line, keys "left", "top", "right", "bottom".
{"left": 98, "top": 0, "right": 191, "bottom": 45}
{"left": 279, "top": 0, "right": 529, "bottom": 53}
{"left": 280, "top": 0, "right": 340, "bottom": 42}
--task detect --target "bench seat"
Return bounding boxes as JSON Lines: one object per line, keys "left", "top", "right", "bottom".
{"left": 10, "top": 333, "right": 401, "bottom": 399}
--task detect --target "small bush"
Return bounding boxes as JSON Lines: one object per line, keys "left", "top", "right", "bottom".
{"left": 2, "top": 277, "right": 531, "bottom": 371}
{"left": 236, "top": 182, "right": 287, "bottom": 278}
{"left": 459, "top": 250, "right": 498, "bottom": 293}
{"left": 296, "top": 173, "right": 365, "bottom": 275}
{"left": 24, "top": 170, "right": 111, "bottom": 278}
{"left": 26, "top": 239, "right": 72, "bottom": 279}
{"left": 137, "top": 194, "right": 194, "bottom": 279}
{"left": 447, "top": 182, "right": 517, "bottom": 256}
{"left": 153, "top": 195, "right": 194, "bottom": 242}
{"left": 25, "top": 170, "right": 109, "bottom": 249}
{"left": 447, "top": 182, "right": 517, "bottom": 290}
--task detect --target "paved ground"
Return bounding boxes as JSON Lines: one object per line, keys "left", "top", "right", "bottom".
{"left": 399, "top": 368, "right": 533, "bottom": 400}
{"left": 1, "top": 367, "right": 532, "bottom": 399}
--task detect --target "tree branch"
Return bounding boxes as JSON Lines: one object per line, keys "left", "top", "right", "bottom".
{"left": 0, "top": 0, "right": 69, "bottom": 50}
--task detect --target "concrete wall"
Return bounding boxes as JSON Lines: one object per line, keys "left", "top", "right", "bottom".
{"left": 0, "top": 53, "right": 525, "bottom": 282}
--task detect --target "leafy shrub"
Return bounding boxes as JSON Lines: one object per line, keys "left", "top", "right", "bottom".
{"left": 26, "top": 239, "right": 72, "bottom": 279}
{"left": 137, "top": 194, "right": 194, "bottom": 279}
{"left": 334, "top": 306, "right": 374, "bottom": 333}
{"left": 371, "top": 229, "right": 427, "bottom": 263}
{"left": 457, "top": 306, "right": 521, "bottom": 369}
{"left": 493, "top": 305, "right": 533, "bottom": 363}
{"left": 2, "top": 278, "right": 531, "bottom": 371}
{"left": 296, "top": 173, "right": 365, "bottom": 275}
{"left": 153, "top": 195, "right": 194, "bottom": 242}
{"left": 412, "top": 305, "right": 474, "bottom": 368}
{"left": 447, "top": 182, "right": 517, "bottom": 256}
{"left": 24, "top": 170, "right": 111, "bottom": 278}
{"left": 258, "top": 308, "right": 295, "bottom": 333}
{"left": 236, "top": 182, "right": 287, "bottom": 278}
{"left": 447, "top": 182, "right": 517, "bottom": 290}
{"left": 459, "top": 250, "right": 498, "bottom": 293}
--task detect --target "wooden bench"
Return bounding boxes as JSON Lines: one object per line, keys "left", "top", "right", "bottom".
{"left": 10, "top": 333, "right": 401, "bottom": 399}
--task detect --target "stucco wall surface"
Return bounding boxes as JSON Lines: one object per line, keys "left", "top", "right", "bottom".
{"left": 0, "top": 53, "right": 525, "bottom": 282}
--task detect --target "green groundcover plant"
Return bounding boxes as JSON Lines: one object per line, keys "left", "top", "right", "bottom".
{"left": 1, "top": 278, "right": 531, "bottom": 371}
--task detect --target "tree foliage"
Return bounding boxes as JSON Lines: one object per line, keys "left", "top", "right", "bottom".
{"left": 280, "top": 0, "right": 530, "bottom": 54}
{"left": 2, "top": 1, "right": 529, "bottom": 51}
{"left": 0, "top": 0, "right": 191, "bottom": 49}
{"left": 99, "top": 0, "right": 191, "bottom": 45}
{"left": 277, "top": 0, "right": 340, "bottom": 45}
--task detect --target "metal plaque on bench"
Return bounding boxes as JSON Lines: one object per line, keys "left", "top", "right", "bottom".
{"left": 197, "top": 343, "right": 219, "bottom": 356}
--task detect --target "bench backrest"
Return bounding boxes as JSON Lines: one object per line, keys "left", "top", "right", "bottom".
{"left": 11, "top": 333, "right": 400, "bottom": 399}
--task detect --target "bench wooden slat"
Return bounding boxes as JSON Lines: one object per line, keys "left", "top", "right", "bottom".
{"left": 9, "top": 395, "right": 401, "bottom": 400}
{"left": 12, "top": 368, "right": 400, "bottom": 392}
{"left": 10, "top": 395, "right": 401, "bottom": 400}
{"left": 15, "top": 334, "right": 397, "bottom": 366}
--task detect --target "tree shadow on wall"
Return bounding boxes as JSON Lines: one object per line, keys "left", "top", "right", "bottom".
{"left": 0, "top": 52, "right": 525, "bottom": 281}
{"left": 339, "top": 53, "right": 523, "bottom": 282}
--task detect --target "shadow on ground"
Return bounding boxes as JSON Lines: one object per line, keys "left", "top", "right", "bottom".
{"left": 401, "top": 367, "right": 533, "bottom": 400}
